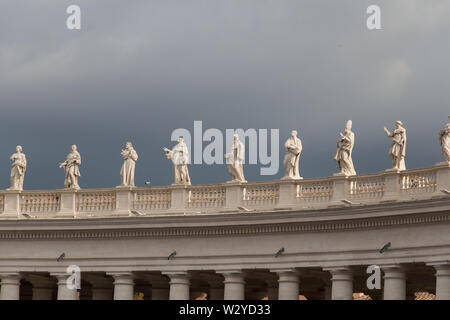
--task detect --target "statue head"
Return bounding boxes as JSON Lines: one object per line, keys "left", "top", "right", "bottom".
{"left": 345, "top": 120, "right": 352, "bottom": 131}
{"left": 291, "top": 130, "right": 298, "bottom": 137}
{"left": 71, "top": 144, "right": 77, "bottom": 151}
{"left": 178, "top": 137, "right": 184, "bottom": 144}
{"left": 16, "top": 145, "right": 22, "bottom": 153}
{"left": 125, "top": 141, "right": 132, "bottom": 149}
{"left": 233, "top": 134, "right": 239, "bottom": 141}
{"left": 395, "top": 120, "right": 403, "bottom": 128}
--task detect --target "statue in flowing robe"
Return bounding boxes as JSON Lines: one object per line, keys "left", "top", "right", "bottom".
{"left": 334, "top": 120, "right": 356, "bottom": 176}
{"left": 384, "top": 121, "right": 407, "bottom": 170}
{"left": 439, "top": 122, "right": 450, "bottom": 163}
{"left": 282, "top": 130, "right": 302, "bottom": 179}
{"left": 8, "top": 145, "right": 27, "bottom": 191}
{"left": 59, "top": 145, "right": 81, "bottom": 189}
{"left": 224, "top": 134, "right": 246, "bottom": 182}
{"left": 164, "top": 138, "right": 191, "bottom": 185}
{"left": 120, "top": 142, "right": 138, "bottom": 187}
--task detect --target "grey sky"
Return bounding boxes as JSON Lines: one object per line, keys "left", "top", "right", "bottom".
{"left": 0, "top": 0, "right": 449, "bottom": 189}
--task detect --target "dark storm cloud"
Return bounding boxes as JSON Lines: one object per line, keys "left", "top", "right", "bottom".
{"left": 0, "top": 0, "right": 449, "bottom": 189}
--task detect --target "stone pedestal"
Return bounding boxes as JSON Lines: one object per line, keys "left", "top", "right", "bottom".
{"left": 169, "top": 185, "right": 190, "bottom": 212}
{"left": 0, "top": 273, "right": 21, "bottom": 300}
{"left": 275, "top": 180, "right": 297, "bottom": 209}
{"left": 330, "top": 175, "right": 350, "bottom": 203}
{"left": 58, "top": 189, "right": 77, "bottom": 218}
{"left": 383, "top": 170, "right": 401, "bottom": 200}
{"left": 435, "top": 162, "right": 450, "bottom": 194}
{"left": 224, "top": 182, "right": 244, "bottom": 209}
{"left": 382, "top": 265, "right": 406, "bottom": 300}
{"left": 1, "top": 190, "right": 21, "bottom": 218}
{"left": 113, "top": 187, "right": 133, "bottom": 216}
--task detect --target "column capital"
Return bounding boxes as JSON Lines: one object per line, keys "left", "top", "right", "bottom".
{"left": 162, "top": 271, "right": 191, "bottom": 286}
{"left": 324, "top": 267, "right": 353, "bottom": 280}
{"left": 380, "top": 264, "right": 407, "bottom": 280}
{"left": 107, "top": 272, "right": 135, "bottom": 285}
{"left": 0, "top": 272, "right": 22, "bottom": 283}
{"left": 216, "top": 270, "right": 245, "bottom": 285}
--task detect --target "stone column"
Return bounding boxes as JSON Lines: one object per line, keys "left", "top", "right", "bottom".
{"left": 272, "top": 269, "right": 300, "bottom": 300}
{"left": 325, "top": 267, "right": 354, "bottom": 300}
{"left": 52, "top": 274, "right": 78, "bottom": 300}
{"left": 163, "top": 272, "right": 191, "bottom": 300}
{"left": 219, "top": 271, "right": 246, "bottom": 300}
{"left": 382, "top": 265, "right": 406, "bottom": 300}
{"left": 27, "top": 275, "right": 55, "bottom": 300}
{"left": 432, "top": 264, "right": 450, "bottom": 300}
{"left": 108, "top": 273, "right": 135, "bottom": 300}
{"left": 0, "top": 273, "right": 22, "bottom": 300}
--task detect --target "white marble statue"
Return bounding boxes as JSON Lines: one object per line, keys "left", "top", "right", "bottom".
{"left": 59, "top": 145, "right": 81, "bottom": 189}
{"left": 163, "top": 137, "right": 191, "bottom": 185}
{"left": 120, "top": 142, "right": 138, "bottom": 187}
{"left": 224, "top": 134, "right": 246, "bottom": 183}
{"left": 439, "top": 120, "right": 450, "bottom": 163}
{"left": 8, "top": 145, "right": 27, "bottom": 191}
{"left": 282, "top": 130, "right": 302, "bottom": 179}
{"left": 334, "top": 120, "right": 356, "bottom": 176}
{"left": 384, "top": 121, "right": 407, "bottom": 171}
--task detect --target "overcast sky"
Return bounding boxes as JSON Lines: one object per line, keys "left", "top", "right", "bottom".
{"left": 0, "top": 0, "right": 449, "bottom": 189}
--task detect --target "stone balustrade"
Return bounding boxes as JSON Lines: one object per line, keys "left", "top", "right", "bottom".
{"left": 0, "top": 163, "right": 449, "bottom": 219}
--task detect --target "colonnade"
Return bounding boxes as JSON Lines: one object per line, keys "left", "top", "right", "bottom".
{"left": 1, "top": 263, "right": 449, "bottom": 300}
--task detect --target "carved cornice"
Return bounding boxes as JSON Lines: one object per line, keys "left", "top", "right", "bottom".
{"left": 0, "top": 207, "right": 449, "bottom": 240}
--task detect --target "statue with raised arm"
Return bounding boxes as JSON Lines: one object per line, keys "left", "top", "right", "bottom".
{"left": 59, "top": 145, "right": 81, "bottom": 189}
{"left": 334, "top": 120, "right": 356, "bottom": 176}
{"left": 282, "top": 130, "right": 302, "bottom": 179}
{"left": 8, "top": 145, "right": 27, "bottom": 191}
{"left": 163, "top": 137, "right": 191, "bottom": 185}
{"left": 384, "top": 121, "right": 407, "bottom": 170}
{"left": 439, "top": 118, "right": 450, "bottom": 163}
{"left": 120, "top": 142, "right": 138, "bottom": 187}
{"left": 224, "top": 134, "right": 246, "bottom": 182}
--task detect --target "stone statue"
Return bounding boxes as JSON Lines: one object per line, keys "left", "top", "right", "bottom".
{"left": 439, "top": 118, "right": 450, "bottom": 163}
{"left": 163, "top": 137, "right": 191, "bottom": 185}
{"left": 120, "top": 142, "right": 138, "bottom": 187}
{"left": 384, "top": 121, "right": 407, "bottom": 170}
{"left": 282, "top": 130, "right": 302, "bottom": 179}
{"left": 59, "top": 145, "right": 81, "bottom": 189}
{"left": 8, "top": 145, "right": 27, "bottom": 191}
{"left": 334, "top": 120, "right": 356, "bottom": 176}
{"left": 224, "top": 134, "right": 246, "bottom": 183}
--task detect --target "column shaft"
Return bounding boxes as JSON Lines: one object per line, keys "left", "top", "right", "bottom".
{"left": 434, "top": 265, "right": 450, "bottom": 300}
{"left": 221, "top": 272, "right": 245, "bottom": 300}
{"left": 382, "top": 265, "right": 406, "bottom": 300}
{"left": 0, "top": 273, "right": 21, "bottom": 300}
{"left": 165, "top": 272, "right": 191, "bottom": 300}
{"left": 110, "top": 273, "right": 135, "bottom": 300}
{"left": 327, "top": 268, "right": 353, "bottom": 300}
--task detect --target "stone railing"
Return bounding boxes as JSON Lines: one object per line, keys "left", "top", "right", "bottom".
{"left": 0, "top": 163, "right": 449, "bottom": 218}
